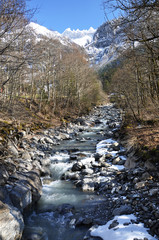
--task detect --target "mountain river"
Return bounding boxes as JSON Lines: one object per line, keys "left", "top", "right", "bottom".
{"left": 21, "top": 105, "right": 122, "bottom": 240}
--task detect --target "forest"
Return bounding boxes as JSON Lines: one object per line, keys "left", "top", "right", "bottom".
{"left": 0, "top": 0, "right": 104, "bottom": 126}
{"left": 101, "top": 0, "right": 159, "bottom": 123}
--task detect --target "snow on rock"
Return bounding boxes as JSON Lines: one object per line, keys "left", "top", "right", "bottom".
{"left": 90, "top": 214, "right": 156, "bottom": 240}
{"left": 96, "top": 138, "right": 126, "bottom": 171}
{"left": 109, "top": 164, "right": 125, "bottom": 171}
{"left": 62, "top": 27, "right": 96, "bottom": 47}
{"left": 27, "top": 22, "right": 72, "bottom": 45}
{"left": 28, "top": 22, "right": 61, "bottom": 38}
{"left": 96, "top": 139, "right": 118, "bottom": 157}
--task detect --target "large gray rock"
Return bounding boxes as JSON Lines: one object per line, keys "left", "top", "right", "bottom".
{"left": 9, "top": 182, "right": 32, "bottom": 211}
{"left": 8, "top": 171, "right": 42, "bottom": 211}
{"left": 112, "top": 205, "right": 133, "bottom": 216}
{"left": 0, "top": 201, "right": 24, "bottom": 240}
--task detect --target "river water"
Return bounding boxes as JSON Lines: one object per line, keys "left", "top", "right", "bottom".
{"left": 22, "top": 105, "right": 122, "bottom": 240}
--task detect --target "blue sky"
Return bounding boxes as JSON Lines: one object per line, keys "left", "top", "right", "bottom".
{"left": 27, "top": 0, "right": 107, "bottom": 33}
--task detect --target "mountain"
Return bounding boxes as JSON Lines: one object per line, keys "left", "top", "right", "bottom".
{"left": 27, "top": 22, "right": 73, "bottom": 46}
{"left": 62, "top": 27, "right": 96, "bottom": 47}
{"left": 61, "top": 20, "right": 126, "bottom": 66}
{"left": 85, "top": 19, "right": 127, "bottom": 66}
{"left": 28, "top": 21, "right": 126, "bottom": 67}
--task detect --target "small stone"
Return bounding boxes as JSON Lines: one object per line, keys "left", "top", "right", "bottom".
{"left": 108, "top": 220, "right": 119, "bottom": 229}
{"left": 113, "top": 157, "right": 120, "bottom": 165}
{"left": 111, "top": 142, "right": 120, "bottom": 151}
{"left": 21, "top": 151, "right": 32, "bottom": 161}
{"left": 69, "top": 219, "right": 76, "bottom": 226}
{"left": 105, "top": 153, "right": 113, "bottom": 159}
{"left": 123, "top": 222, "right": 130, "bottom": 226}
{"left": 141, "top": 172, "right": 152, "bottom": 181}
{"left": 94, "top": 153, "right": 102, "bottom": 161}
{"left": 72, "top": 162, "right": 83, "bottom": 172}
{"left": 70, "top": 155, "right": 77, "bottom": 160}
{"left": 43, "top": 137, "right": 54, "bottom": 144}
{"left": 149, "top": 188, "right": 158, "bottom": 196}
{"left": 8, "top": 141, "right": 19, "bottom": 156}
{"left": 135, "top": 181, "right": 146, "bottom": 189}
{"left": 82, "top": 168, "right": 94, "bottom": 175}
{"left": 82, "top": 183, "right": 95, "bottom": 192}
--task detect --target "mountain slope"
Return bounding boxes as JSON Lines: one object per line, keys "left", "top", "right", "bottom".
{"left": 28, "top": 21, "right": 126, "bottom": 66}
{"left": 27, "top": 22, "right": 73, "bottom": 46}
{"left": 61, "top": 20, "right": 126, "bottom": 66}
{"left": 85, "top": 19, "right": 127, "bottom": 66}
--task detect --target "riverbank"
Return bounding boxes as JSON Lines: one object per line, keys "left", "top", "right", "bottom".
{"left": 0, "top": 104, "right": 158, "bottom": 239}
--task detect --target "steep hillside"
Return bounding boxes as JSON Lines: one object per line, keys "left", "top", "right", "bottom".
{"left": 85, "top": 19, "right": 127, "bottom": 66}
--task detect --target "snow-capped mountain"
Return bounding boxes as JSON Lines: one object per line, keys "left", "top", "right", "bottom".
{"left": 62, "top": 27, "right": 96, "bottom": 47}
{"left": 85, "top": 19, "right": 127, "bottom": 66}
{"left": 28, "top": 21, "right": 126, "bottom": 67}
{"left": 27, "top": 22, "right": 73, "bottom": 46}
{"left": 61, "top": 21, "right": 126, "bottom": 66}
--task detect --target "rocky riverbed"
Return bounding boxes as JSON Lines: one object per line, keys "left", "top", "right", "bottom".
{"left": 0, "top": 104, "right": 159, "bottom": 240}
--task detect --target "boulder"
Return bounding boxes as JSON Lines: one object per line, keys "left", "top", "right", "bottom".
{"left": 72, "top": 162, "right": 83, "bottom": 172}
{"left": 8, "top": 171, "right": 42, "bottom": 210}
{"left": 112, "top": 204, "right": 133, "bottom": 216}
{"left": 9, "top": 182, "right": 32, "bottom": 211}
{"left": 0, "top": 201, "right": 24, "bottom": 240}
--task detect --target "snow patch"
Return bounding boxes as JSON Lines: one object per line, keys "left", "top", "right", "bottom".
{"left": 91, "top": 214, "right": 156, "bottom": 240}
